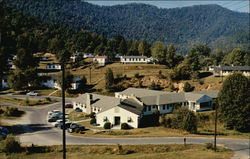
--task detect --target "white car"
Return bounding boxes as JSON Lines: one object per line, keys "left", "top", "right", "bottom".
{"left": 26, "top": 91, "right": 38, "bottom": 96}
{"left": 48, "top": 110, "right": 61, "bottom": 116}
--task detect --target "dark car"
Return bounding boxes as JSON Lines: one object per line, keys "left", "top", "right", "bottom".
{"left": 48, "top": 116, "right": 58, "bottom": 122}
{"left": 67, "top": 123, "right": 85, "bottom": 133}
{"left": 75, "top": 108, "right": 82, "bottom": 112}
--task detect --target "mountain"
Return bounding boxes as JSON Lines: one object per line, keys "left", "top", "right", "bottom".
{"left": 5, "top": 0, "right": 250, "bottom": 53}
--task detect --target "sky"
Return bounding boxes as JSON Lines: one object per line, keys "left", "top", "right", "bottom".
{"left": 86, "top": 1, "right": 250, "bottom": 13}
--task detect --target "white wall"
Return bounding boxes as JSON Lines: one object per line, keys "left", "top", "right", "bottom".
{"left": 46, "top": 64, "right": 61, "bottom": 70}
{"left": 96, "top": 106, "right": 139, "bottom": 128}
{"left": 1, "top": 79, "right": 9, "bottom": 89}
{"left": 120, "top": 57, "right": 148, "bottom": 64}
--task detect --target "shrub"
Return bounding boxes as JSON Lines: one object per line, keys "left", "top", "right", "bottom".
{"left": 121, "top": 123, "right": 129, "bottom": 130}
{"left": 0, "top": 135, "right": 22, "bottom": 153}
{"left": 90, "top": 118, "right": 96, "bottom": 125}
{"left": 183, "top": 82, "right": 192, "bottom": 92}
{"left": 89, "top": 112, "right": 96, "bottom": 119}
{"left": 104, "top": 122, "right": 111, "bottom": 129}
{"left": 25, "top": 97, "right": 30, "bottom": 105}
{"left": 205, "top": 143, "right": 214, "bottom": 150}
{"left": 3, "top": 107, "right": 22, "bottom": 117}
{"left": 134, "top": 73, "right": 140, "bottom": 78}
{"left": 45, "top": 97, "right": 52, "bottom": 102}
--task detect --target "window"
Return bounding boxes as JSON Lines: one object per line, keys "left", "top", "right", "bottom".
{"left": 127, "top": 117, "right": 132, "bottom": 122}
{"left": 167, "top": 104, "right": 170, "bottom": 109}
{"left": 148, "top": 106, "right": 151, "bottom": 111}
{"left": 163, "top": 105, "right": 166, "bottom": 110}
{"left": 152, "top": 105, "right": 155, "bottom": 109}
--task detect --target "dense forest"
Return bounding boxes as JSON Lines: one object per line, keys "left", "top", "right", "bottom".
{"left": 5, "top": 0, "right": 250, "bottom": 53}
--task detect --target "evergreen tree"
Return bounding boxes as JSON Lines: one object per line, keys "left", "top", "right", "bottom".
{"left": 118, "top": 39, "right": 127, "bottom": 55}
{"left": 105, "top": 68, "right": 114, "bottom": 90}
{"left": 166, "top": 44, "right": 176, "bottom": 68}
{"left": 217, "top": 73, "right": 250, "bottom": 132}
{"left": 151, "top": 41, "right": 167, "bottom": 64}
{"left": 138, "top": 40, "right": 151, "bottom": 56}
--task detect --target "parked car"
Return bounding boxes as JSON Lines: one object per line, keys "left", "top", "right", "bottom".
{"left": 75, "top": 108, "right": 82, "bottom": 112}
{"left": 26, "top": 91, "right": 38, "bottom": 96}
{"left": 48, "top": 116, "right": 58, "bottom": 122}
{"left": 54, "top": 119, "right": 71, "bottom": 128}
{"left": 68, "top": 123, "right": 85, "bottom": 133}
{"left": 48, "top": 110, "right": 61, "bottom": 116}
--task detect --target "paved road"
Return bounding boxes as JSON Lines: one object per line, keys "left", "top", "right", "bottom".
{"left": 1, "top": 95, "right": 249, "bottom": 159}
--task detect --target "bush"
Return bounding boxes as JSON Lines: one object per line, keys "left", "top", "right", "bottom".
{"left": 205, "top": 143, "right": 214, "bottom": 150}
{"left": 0, "top": 135, "right": 22, "bottom": 153}
{"left": 134, "top": 73, "right": 140, "bottom": 78}
{"left": 25, "top": 97, "right": 30, "bottom": 105}
{"left": 89, "top": 112, "right": 96, "bottom": 119}
{"left": 121, "top": 123, "right": 129, "bottom": 130}
{"left": 45, "top": 97, "right": 52, "bottom": 102}
{"left": 90, "top": 118, "right": 96, "bottom": 125}
{"left": 183, "top": 82, "right": 192, "bottom": 92}
{"left": 161, "top": 107, "right": 197, "bottom": 133}
{"left": 104, "top": 122, "right": 111, "bottom": 129}
{"left": 3, "top": 107, "right": 22, "bottom": 117}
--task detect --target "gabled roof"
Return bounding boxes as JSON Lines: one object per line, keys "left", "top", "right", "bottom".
{"left": 140, "top": 93, "right": 186, "bottom": 105}
{"left": 118, "top": 98, "right": 144, "bottom": 115}
{"left": 192, "top": 90, "right": 219, "bottom": 98}
{"left": 118, "top": 88, "right": 173, "bottom": 97}
{"left": 73, "top": 93, "right": 120, "bottom": 113}
{"left": 214, "top": 66, "right": 250, "bottom": 71}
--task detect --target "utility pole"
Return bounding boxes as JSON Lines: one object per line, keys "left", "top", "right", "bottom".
{"left": 61, "top": 62, "right": 66, "bottom": 159}
{"left": 89, "top": 66, "right": 92, "bottom": 84}
{"left": 214, "top": 103, "right": 217, "bottom": 152}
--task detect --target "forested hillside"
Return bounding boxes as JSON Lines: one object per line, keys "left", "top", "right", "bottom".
{"left": 5, "top": 0, "right": 250, "bottom": 53}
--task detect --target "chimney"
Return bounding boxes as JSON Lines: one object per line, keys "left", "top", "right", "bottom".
{"left": 86, "top": 93, "right": 93, "bottom": 114}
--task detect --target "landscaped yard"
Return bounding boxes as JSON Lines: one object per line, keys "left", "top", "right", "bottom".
{"left": 73, "top": 111, "right": 249, "bottom": 139}
{"left": 68, "top": 111, "right": 90, "bottom": 121}
{"left": 0, "top": 96, "right": 57, "bottom": 106}
{"left": 0, "top": 144, "right": 233, "bottom": 159}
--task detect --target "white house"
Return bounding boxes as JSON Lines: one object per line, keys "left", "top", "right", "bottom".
{"left": 72, "top": 88, "right": 218, "bottom": 129}
{"left": 93, "top": 56, "right": 109, "bottom": 66}
{"left": 83, "top": 53, "right": 94, "bottom": 58}
{"left": 40, "top": 75, "right": 82, "bottom": 90}
{"left": 46, "top": 63, "right": 61, "bottom": 70}
{"left": 213, "top": 66, "right": 250, "bottom": 77}
{"left": 120, "top": 56, "right": 153, "bottom": 64}
{"left": 1, "top": 76, "right": 9, "bottom": 89}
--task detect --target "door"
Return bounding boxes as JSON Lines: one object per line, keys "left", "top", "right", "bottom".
{"left": 114, "top": 116, "right": 120, "bottom": 125}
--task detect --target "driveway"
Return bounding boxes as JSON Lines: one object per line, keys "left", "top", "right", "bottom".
{"left": 1, "top": 95, "right": 249, "bottom": 159}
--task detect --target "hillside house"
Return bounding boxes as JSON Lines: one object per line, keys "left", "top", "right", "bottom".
{"left": 1, "top": 76, "right": 9, "bottom": 90}
{"left": 120, "top": 56, "right": 153, "bottom": 64}
{"left": 213, "top": 66, "right": 250, "bottom": 77}
{"left": 46, "top": 63, "right": 61, "bottom": 70}
{"left": 40, "top": 75, "right": 82, "bottom": 90}
{"left": 83, "top": 53, "right": 94, "bottom": 58}
{"left": 72, "top": 88, "right": 218, "bottom": 129}
{"left": 93, "top": 56, "right": 108, "bottom": 66}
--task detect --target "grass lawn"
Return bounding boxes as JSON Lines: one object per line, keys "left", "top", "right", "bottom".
{"left": 74, "top": 111, "right": 249, "bottom": 139}
{"left": 0, "top": 96, "right": 57, "bottom": 106}
{"left": 68, "top": 111, "right": 90, "bottom": 121}
{"left": 0, "top": 144, "right": 233, "bottom": 159}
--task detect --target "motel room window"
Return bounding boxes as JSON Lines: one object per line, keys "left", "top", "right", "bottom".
{"left": 163, "top": 105, "right": 166, "bottom": 110}
{"left": 167, "top": 104, "right": 170, "bottom": 109}
{"left": 127, "top": 117, "right": 132, "bottom": 122}
{"left": 152, "top": 105, "right": 155, "bottom": 109}
{"left": 148, "top": 106, "right": 151, "bottom": 111}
